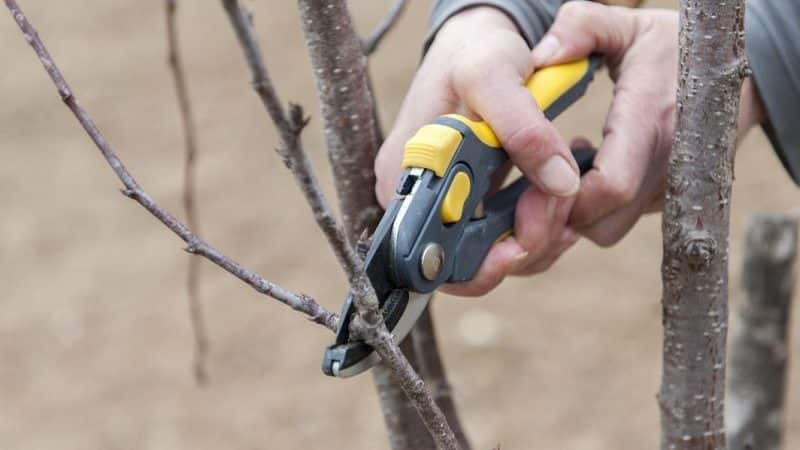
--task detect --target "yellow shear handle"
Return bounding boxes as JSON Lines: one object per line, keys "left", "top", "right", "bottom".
{"left": 401, "top": 56, "right": 597, "bottom": 176}
{"left": 445, "top": 57, "right": 593, "bottom": 148}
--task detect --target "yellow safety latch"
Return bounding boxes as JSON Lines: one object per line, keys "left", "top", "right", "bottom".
{"left": 440, "top": 172, "right": 471, "bottom": 224}
{"left": 402, "top": 124, "right": 463, "bottom": 177}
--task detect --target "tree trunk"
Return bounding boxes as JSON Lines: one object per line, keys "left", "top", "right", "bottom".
{"left": 658, "top": 1, "right": 747, "bottom": 449}
{"left": 728, "top": 214, "right": 797, "bottom": 450}
{"left": 297, "top": 2, "right": 469, "bottom": 448}
{"left": 297, "top": 0, "right": 380, "bottom": 239}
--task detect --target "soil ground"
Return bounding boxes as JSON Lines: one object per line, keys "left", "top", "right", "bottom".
{"left": 1, "top": 1, "right": 798, "bottom": 449}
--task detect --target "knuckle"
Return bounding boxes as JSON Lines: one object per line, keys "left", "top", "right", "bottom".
{"left": 504, "top": 122, "right": 553, "bottom": 161}
{"left": 451, "top": 44, "right": 499, "bottom": 89}
{"left": 451, "top": 57, "right": 490, "bottom": 92}
{"left": 558, "top": 2, "right": 592, "bottom": 26}
{"left": 536, "top": 259, "right": 556, "bottom": 273}
{"left": 451, "top": 30, "right": 526, "bottom": 92}
{"left": 585, "top": 227, "right": 624, "bottom": 248}
{"left": 600, "top": 173, "right": 637, "bottom": 207}
{"left": 517, "top": 236, "right": 549, "bottom": 262}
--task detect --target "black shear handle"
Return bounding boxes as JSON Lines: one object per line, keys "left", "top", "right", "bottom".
{"left": 449, "top": 147, "right": 595, "bottom": 282}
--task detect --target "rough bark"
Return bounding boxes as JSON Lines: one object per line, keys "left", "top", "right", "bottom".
{"left": 298, "top": 2, "right": 468, "bottom": 449}
{"left": 728, "top": 214, "right": 797, "bottom": 450}
{"left": 658, "top": 1, "right": 747, "bottom": 449}
{"left": 297, "top": 0, "right": 381, "bottom": 239}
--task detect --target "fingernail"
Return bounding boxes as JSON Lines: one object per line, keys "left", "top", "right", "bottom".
{"left": 531, "top": 35, "right": 560, "bottom": 65}
{"left": 538, "top": 155, "right": 580, "bottom": 196}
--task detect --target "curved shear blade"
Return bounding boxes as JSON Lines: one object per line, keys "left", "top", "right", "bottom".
{"left": 389, "top": 291, "right": 432, "bottom": 346}
{"left": 328, "top": 291, "right": 433, "bottom": 378}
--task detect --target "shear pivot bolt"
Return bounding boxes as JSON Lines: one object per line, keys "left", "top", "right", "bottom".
{"left": 421, "top": 243, "right": 444, "bottom": 281}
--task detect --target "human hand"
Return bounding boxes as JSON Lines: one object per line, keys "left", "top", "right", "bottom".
{"left": 531, "top": 2, "right": 765, "bottom": 246}
{"left": 374, "top": 7, "right": 586, "bottom": 296}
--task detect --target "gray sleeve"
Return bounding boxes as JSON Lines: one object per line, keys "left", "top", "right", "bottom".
{"left": 427, "top": 0, "right": 800, "bottom": 184}
{"left": 424, "top": 0, "right": 571, "bottom": 52}
{"left": 746, "top": 0, "right": 800, "bottom": 184}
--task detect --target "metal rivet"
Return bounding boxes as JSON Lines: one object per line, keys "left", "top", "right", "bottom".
{"left": 420, "top": 243, "right": 444, "bottom": 281}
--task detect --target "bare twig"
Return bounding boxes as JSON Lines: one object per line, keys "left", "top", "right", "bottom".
{"left": 412, "top": 307, "right": 471, "bottom": 449}
{"left": 362, "top": 0, "right": 408, "bottom": 55}
{"left": 223, "top": 1, "right": 459, "bottom": 447}
{"left": 355, "top": 320, "right": 462, "bottom": 450}
{"left": 5, "top": 0, "right": 337, "bottom": 333}
{"left": 220, "top": 0, "right": 381, "bottom": 324}
{"left": 373, "top": 339, "right": 438, "bottom": 450}
{"left": 361, "top": 3, "right": 467, "bottom": 443}
{"left": 165, "top": 0, "right": 209, "bottom": 386}
{"left": 296, "top": 2, "right": 460, "bottom": 448}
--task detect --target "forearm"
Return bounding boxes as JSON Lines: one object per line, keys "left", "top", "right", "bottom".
{"left": 426, "top": 0, "right": 642, "bottom": 52}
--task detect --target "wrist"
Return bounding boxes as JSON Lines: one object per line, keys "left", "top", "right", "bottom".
{"left": 436, "top": 6, "right": 519, "bottom": 43}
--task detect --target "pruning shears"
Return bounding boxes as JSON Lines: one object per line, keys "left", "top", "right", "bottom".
{"left": 322, "top": 54, "right": 602, "bottom": 378}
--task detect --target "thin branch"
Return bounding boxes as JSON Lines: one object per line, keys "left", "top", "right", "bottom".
{"left": 220, "top": 0, "right": 381, "bottom": 322}
{"left": 412, "top": 307, "right": 471, "bottom": 449}
{"left": 222, "top": 1, "right": 459, "bottom": 447}
{"left": 296, "top": 1, "right": 460, "bottom": 448}
{"left": 5, "top": 0, "right": 337, "bottom": 333}
{"left": 355, "top": 319, "right": 462, "bottom": 450}
{"left": 361, "top": 5, "right": 468, "bottom": 445}
{"left": 362, "top": 0, "right": 408, "bottom": 55}
{"left": 165, "top": 0, "right": 210, "bottom": 386}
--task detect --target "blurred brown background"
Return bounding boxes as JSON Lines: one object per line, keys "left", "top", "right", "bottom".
{"left": 0, "top": 1, "right": 797, "bottom": 449}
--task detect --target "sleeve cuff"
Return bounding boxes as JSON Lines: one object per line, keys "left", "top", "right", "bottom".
{"left": 424, "top": 0, "right": 570, "bottom": 53}
{"left": 746, "top": 0, "right": 800, "bottom": 184}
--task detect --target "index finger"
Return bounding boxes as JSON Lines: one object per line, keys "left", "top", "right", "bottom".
{"left": 450, "top": 29, "right": 582, "bottom": 198}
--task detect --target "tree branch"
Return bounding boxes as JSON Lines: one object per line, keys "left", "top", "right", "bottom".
{"left": 4, "top": 0, "right": 337, "bottom": 334}
{"left": 297, "top": 0, "right": 382, "bottom": 239}
{"left": 728, "top": 214, "right": 797, "bottom": 450}
{"left": 361, "top": 2, "right": 469, "bottom": 444}
{"left": 165, "top": 0, "right": 210, "bottom": 386}
{"left": 362, "top": 0, "right": 408, "bottom": 55}
{"left": 412, "top": 307, "right": 471, "bottom": 449}
{"left": 220, "top": 0, "right": 381, "bottom": 325}
{"left": 296, "top": 2, "right": 461, "bottom": 449}
{"left": 353, "top": 318, "right": 461, "bottom": 450}
{"left": 658, "top": 0, "right": 747, "bottom": 448}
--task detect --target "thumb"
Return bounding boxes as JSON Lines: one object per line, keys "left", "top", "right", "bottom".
{"left": 531, "top": 2, "right": 638, "bottom": 67}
